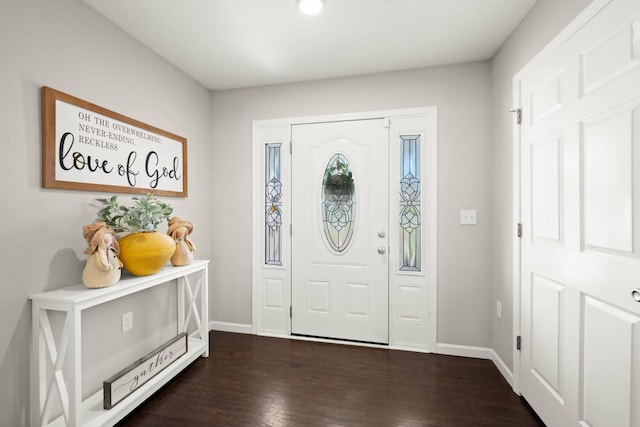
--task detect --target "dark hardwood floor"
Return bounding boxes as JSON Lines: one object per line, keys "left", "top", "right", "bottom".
{"left": 117, "top": 331, "right": 544, "bottom": 426}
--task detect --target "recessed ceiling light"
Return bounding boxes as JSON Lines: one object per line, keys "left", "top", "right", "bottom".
{"left": 298, "top": 0, "right": 325, "bottom": 15}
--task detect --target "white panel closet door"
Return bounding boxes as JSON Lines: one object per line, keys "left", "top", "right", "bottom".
{"left": 519, "top": 1, "right": 640, "bottom": 425}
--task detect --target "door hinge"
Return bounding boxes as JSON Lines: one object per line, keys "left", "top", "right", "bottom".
{"left": 510, "top": 108, "right": 522, "bottom": 125}
{"left": 289, "top": 306, "right": 292, "bottom": 318}
{"left": 289, "top": 141, "right": 292, "bottom": 154}
{"left": 517, "top": 335, "right": 522, "bottom": 351}
{"left": 517, "top": 223, "right": 522, "bottom": 238}
{"left": 290, "top": 223, "right": 292, "bottom": 236}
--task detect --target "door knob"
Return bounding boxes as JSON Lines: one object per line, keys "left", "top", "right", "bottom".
{"left": 378, "top": 230, "right": 386, "bottom": 238}
{"left": 632, "top": 289, "right": 640, "bottom": 302}
{"left": 377, "top": 246, "right": 387, "bottom": 255}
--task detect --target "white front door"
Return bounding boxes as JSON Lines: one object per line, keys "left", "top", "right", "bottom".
{"left": 518, "top": 0, "right": 640, "bottom": 425}
{"left": 291, "top": 119, "right": 389, "bottom": 344}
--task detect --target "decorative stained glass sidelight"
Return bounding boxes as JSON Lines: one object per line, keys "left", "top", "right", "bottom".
{"left": 265, "top": 143, "right": 283, "bottom": 266}
{"left": 399, "top": 135, "right": 421, "bottom": 271}
{"left": 322, "top": 153, "right": 356, "bottom": 253}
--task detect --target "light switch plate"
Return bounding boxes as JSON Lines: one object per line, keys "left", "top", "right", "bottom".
{"left": 460, "top": 209, "right": 477, "bottom": 225}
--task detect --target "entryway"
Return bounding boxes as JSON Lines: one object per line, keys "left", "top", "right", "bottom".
{"left": 252, "top": 107, "right": 438, "bottom": 352}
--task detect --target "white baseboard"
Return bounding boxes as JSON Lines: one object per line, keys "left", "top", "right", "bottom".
{"left": 209, "top": 321, "right": 252, "bottom": 334}
{"left": 491, "top": 349, "right": 514, "bottom": 388}
{"left": 436, "top": 343, "right": 493, "bottom": 360}
{"left": 437, "top": 343, "right": 514, "bottom": 389}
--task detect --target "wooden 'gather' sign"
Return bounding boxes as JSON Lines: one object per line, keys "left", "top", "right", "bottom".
{"left": 42, "top": 86, "right": 187, "bottom": 197}
{"left": 103, "top": 333, "right": 188, "bottom": 409}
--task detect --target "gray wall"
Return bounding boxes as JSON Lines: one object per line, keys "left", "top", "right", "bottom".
{"left": 0, "top": 0, "right": 213, "bottom": 424}
{"left": 489, "top": 0, "right": 594, "bottom": 370}
{"left": 211, "top": 62, "right": 494, "bottom": 346}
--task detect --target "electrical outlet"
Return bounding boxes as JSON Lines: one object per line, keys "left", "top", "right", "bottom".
{"left": 460, "top": 209, "right": 477, "bottom": 225}
{"left": 122, "top": 312, "right": 133, "bottom": 332}
{"left": 496, "top": 301, "right": 502, "bottom": 320}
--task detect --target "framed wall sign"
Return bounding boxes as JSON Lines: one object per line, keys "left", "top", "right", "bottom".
{"left": 42, "top": 86, "right": 188, "bottom": 197}
{"left": 103, "top": 333, "right": 188, "bottom": 409}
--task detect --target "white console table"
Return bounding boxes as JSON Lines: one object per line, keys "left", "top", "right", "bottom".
{"left": 30, "top": 260, "right": 209, "bottom": 427}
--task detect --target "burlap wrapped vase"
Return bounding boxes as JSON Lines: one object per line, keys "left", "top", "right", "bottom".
{"left": 167, "top": 217, "right": 196, "bottom": 266}
{"left": 81, "top": 221, "right": 123, "bottom": 288}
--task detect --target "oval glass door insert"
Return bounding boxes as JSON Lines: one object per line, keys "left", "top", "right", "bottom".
{"left": 321, "top": 153, "right": 356, "bottom": 253}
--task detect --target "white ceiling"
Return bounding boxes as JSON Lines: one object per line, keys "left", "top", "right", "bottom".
{"left": 82, "top": 0, "right": 537, "bottom": 91}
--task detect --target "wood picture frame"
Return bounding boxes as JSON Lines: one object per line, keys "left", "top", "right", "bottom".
{"left": 42, "top": 86, "right": 188, "bottom": 197}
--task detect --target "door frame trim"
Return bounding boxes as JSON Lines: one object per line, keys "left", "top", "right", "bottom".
{"left": 511, "top": 0, "right": 614, "bottom": 395}
{"left": 252, "top": 107, "right": 438, "bottom": 352}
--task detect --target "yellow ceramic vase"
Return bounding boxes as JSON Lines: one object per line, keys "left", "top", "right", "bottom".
{"left": 118, "top": 232, "right": 176, "bottom": 276}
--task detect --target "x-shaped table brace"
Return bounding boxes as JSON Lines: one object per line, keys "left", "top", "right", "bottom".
{"left": 177, "top": 273, "right": 208, "bottom": 355}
